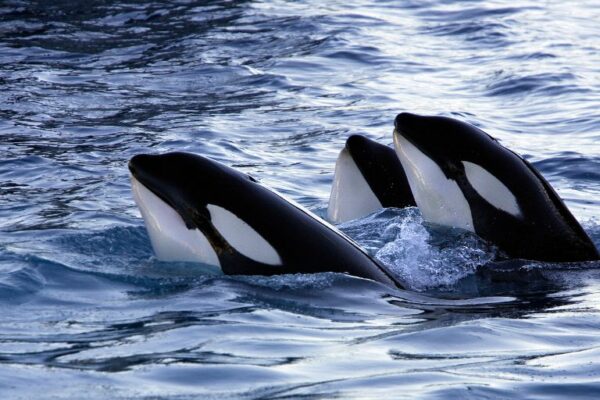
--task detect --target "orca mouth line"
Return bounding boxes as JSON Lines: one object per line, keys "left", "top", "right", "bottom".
{"left": 128, "top": 157, "right": 187, "bottom": 224}
{"left": 127, "top": 159, "right": 138, "bottom": 176}
{"left": 394, "top": 112, "right": 419, "bottom": 137}
{"left": 129, "top": 164, "right": 159, "bottom": 200}
{"left": 128, "top": 155, "right": 148, "bottom": 182}
{"left": 393, "top": 128, "right": 421, "bottom": 151}
{"left": 128, "top": 155, "right": 174, "bottom": 202}
{"left": 393, "top": 128, "right": 408, "bottom": 137}
{"left": 393, "top": 119, "right": 418, "bottom": 139}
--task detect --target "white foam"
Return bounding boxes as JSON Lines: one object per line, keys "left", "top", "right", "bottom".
{"left": 370, "top": 208, "right": 494, "bottom": 291}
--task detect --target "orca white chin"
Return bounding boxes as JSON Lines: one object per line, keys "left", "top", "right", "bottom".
{"left": 130, "top": 176, "right": 221, "bottom": 267}
{"left": 327, "top": 147, "right": 382, "bottom": 223}
{"left": 393, "top": 130, "right": 474, "bottom": 232}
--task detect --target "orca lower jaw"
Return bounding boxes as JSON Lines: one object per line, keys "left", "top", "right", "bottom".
{"left": 130, "top": 174, "right": 285, "bottom": 271}
{"left": 130, "top": 176, "right": 222, "bottom": 267}
{"left": 327, "top": 147, "right": 383, "bottom": 224}
{"left": 393, "top": 130, "right": 475, "bottom": 233}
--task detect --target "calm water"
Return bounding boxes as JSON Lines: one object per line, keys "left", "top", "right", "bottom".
{"left": 1, "top": 0, "right": 600, "bottom": 398}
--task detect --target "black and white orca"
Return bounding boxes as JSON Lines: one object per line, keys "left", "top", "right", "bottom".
{"left": 328, "top": 134, "right": 416, "bottom": 223}
{"left": 129, "top": 152, "right": 404, "bottom": 288}
{"left": 393, "top": 112, "right": 599, "bottom": 262}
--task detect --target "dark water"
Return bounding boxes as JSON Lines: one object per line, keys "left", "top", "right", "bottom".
{"left": 1, "top": 0, "right": 600, "bottom": 398}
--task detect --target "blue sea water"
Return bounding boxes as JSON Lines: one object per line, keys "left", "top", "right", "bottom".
{"left": 1, "top": 0, "right": 599, "bottom": 398}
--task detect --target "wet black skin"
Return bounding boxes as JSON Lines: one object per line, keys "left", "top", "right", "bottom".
{"left": 345, "top": 134, "right": 416, "bottom": 209}
{"left": 129, "top": 152, "right": 405, "bottom": 289}
{"left": 394, "top": 112, "right": 599, "bottom": 262}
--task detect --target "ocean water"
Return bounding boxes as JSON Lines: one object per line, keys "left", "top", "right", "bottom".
{"left": 1, "top": 0, "right": 599, "bottom": 398}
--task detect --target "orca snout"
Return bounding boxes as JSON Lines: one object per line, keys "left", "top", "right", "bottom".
{"left": 394, "top": 112, "right": 420, "bottom": 133}
{"left": 128, "top": 154, "right": 159, "bottom": 178}
{"left": 345, "top": 134, "right": 368, "bottom": 149}
{"left": 128, "top": 157, "right": 139, "bottom": 175}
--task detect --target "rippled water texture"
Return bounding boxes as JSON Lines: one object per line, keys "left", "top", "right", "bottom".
{"left": 1, "top": 0, "right": 599, "bottom": 398}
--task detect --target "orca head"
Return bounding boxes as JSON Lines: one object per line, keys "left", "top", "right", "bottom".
{"left": 327, "top": 135, "right": 416, "bottom": 224}
{"left": 128, "top": 153, "right": 282, "bottom": 271}
{"left": 393, "top": 112, "right": 523, "bottom": 232}
{"left": 393, "top": 113, "right": 600, "bottom": 262}
{"left": 327, "top": 135, "right": 384, "bottom": 223}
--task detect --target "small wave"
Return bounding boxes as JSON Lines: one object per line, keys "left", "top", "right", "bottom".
{"left": 233, "top": 272, "right": 340, "bottom": 292}
{"left": 322, "top": 45, "right": 387, "bottom": 66}
{"left": 485, "top": 71, "right": 586, "bottom": 97}
{"left": 423, "top": 21, "right": 511, "bottom": 46}
{"left": 52, "top": 225, "right": 153, "bottom": 263}
{"left": 533, "top": 153, "right": 600, "bottom": 182}
{"left": 0, "top": 253, "right": 45, "bottom": 303}
{"left": 416, "top": 6, "right": 529, "bottom": 21}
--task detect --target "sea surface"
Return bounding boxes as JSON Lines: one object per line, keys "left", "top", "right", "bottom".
{"left": 1, "top": 0, "right": 599, "bottom": 398}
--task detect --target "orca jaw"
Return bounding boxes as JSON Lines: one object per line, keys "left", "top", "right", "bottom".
{"left": 130, "top": 175, "right": 222, "bottom": 267}
{"left": 327, "top": 134, "right": 416, "bottom": 224}
{"left": 327, "top": 146, "right": 382, "bottom": 223}
{"left": 129, "top": 154, "right": 227, "bottom": 268}
{"left": 393, "top": 128, "right": 475, "bottom": 232}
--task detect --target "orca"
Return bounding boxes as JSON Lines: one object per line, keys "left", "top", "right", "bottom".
{"left": 393, "top": 112, "right": 599, "bottom": 262}
{"left": 129, "top": 152, "right": 404, "bottom": 289}
{"left": 328, "top": 134, "right": 416, "bottom": 223}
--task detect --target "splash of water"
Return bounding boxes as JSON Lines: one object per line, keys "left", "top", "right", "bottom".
{"left": 340, "top": 208, "right": 496, "bottom": 290}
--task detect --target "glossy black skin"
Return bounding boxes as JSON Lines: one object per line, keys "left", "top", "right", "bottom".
{"left": 129, "top": 152, "right": 404, "bottom": 289}
{"left": 345, "top": 134, "right": 416, "bottom": 209}
{"left": 394, "top": 112, "right": 599, "bottom": 262}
